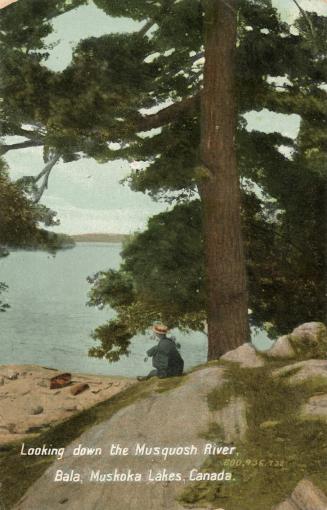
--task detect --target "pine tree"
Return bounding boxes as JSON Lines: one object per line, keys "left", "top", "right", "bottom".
{"left": 1, "top": 0, "right": 326, "bottom": 359}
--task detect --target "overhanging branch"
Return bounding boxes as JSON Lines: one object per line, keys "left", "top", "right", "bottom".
{"left": 33, "top": 153, "right": 61, "bottom": 203}
{"left": 0, "top": 140, "right": 44, "bottom": 155}
{"left": 136, "top": 93, "right": 200, "bottom": 132}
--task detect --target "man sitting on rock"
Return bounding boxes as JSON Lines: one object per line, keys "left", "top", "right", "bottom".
{"left": 137, "top": 324, "right": 184, "bottom": 381}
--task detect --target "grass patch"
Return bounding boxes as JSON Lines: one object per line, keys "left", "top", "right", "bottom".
{"left": 0, "top": 378, "right": 168, "bottom": 509}
{"left": 179, "top": 362, "right": 327, "bottom": 509}
{"left": 154, "top": 374, "right": 186, "bottom": 393}
{"left": 277, "top": 365, "right": 302, "bottom": 379}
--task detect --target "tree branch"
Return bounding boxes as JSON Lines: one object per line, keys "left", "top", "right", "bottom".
{"left": 291, "top": 0, "right": 317, "bottom": 53}
{"left": 33, "top": 153, "right": 61, "bottom": 203}
{"left": 0, "top": 140, "right": 44, "bottom": 155}
{"left": 136, "top": 93, "right": 200, "bottom": 132}
{"left": 190, "top": 51, "right": 205, "bottom": 65}
{"left": 14, "top": 127, "right": 45, "bottom": 141}
{"left": 138, "top": 19, "right": 155, "bottom": 38}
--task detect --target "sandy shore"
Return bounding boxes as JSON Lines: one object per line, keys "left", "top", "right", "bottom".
{"left": 0, "top": 364, "right": 135, "bottom": 444}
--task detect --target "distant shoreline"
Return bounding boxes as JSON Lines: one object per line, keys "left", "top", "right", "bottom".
{"left": 72, "top": 233, "right": 128, "bottom": 243}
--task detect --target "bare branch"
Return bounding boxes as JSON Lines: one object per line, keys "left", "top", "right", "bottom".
{"left": 33, "top": 153, "right": 61, "bottom": 203}
{"left": 0, "top": 140, "right": 43, "bottom": 155}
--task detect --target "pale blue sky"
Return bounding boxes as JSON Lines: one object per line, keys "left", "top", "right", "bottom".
{"left": 5, "top": 0, "right": 327, "bottom": 234}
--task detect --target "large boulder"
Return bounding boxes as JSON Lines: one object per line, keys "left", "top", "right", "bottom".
{"left": 290, "top": 322, "right": 327, "bottom": 358}
{"left": 221, "top": 343, "right": 265, "bottom": 368}
{"left": 265, "top": 335, "right": 296, "bottom": 359}
{"left": 266, "top": 322, "right": 327, "bottom": 360}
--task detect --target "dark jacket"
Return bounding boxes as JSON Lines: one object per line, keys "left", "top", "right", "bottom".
{"left": 147, "top": 336, "right": 184, "bottom": 378}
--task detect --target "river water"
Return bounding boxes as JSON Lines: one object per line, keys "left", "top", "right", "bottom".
{"left": 0, "top": 243, "right": 272, "bottom": 377}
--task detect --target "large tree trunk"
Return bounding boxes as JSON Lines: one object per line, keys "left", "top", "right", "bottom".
{"left": 199, "top": 0, "right": 250, "bottom": 359}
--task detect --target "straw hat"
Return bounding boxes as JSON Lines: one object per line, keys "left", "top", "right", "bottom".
{"left": 153, "top": 324, "right": 169, "bottom": 335}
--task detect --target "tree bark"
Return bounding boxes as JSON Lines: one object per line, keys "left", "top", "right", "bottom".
{"left": 200, "top": 0, "right": 250, "bottom": 359}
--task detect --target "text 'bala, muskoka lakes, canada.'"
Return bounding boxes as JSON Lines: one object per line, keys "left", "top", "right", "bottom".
{"left": 20, "top": 442, "right": 237, "bottom": 484}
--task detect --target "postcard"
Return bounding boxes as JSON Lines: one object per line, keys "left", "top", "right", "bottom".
{"left": 0, "top": 1, "right": 326, "bottom": 509}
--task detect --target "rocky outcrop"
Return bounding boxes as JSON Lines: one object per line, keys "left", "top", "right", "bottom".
{"left": 273, "top": 360, "right": 327, "bottom": 384}
{"left": 266, "top": 322, "right": 327, "bottom": 360}
{"left": 265, "top": 335, "right": 296, "bottom": 359}
{"left": 8, "top": 323, "right": 327, "bottom": 510}
{"left": 291, "top": 323, "right": 327, "bottom": 351}
{"left": 213, "top": 395, "right": 248, "bottom": 441}
{"left": 222, "top": 322, "right": 327, "bottom": 365}
{"left": 14, "top": 367, "right": 228, "bottom": 510}
{"left": 274, "top": 479, "right": 327, "bottom": 510}
{"left": 272, "top": 359, "right": 327, "bottom": 420}
{"left": 221, "top": 342, "right": 265, "bottom": 367}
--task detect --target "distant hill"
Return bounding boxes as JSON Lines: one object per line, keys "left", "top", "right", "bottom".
{"left": 72, "top": 233, "right": 127, "bottom": 243}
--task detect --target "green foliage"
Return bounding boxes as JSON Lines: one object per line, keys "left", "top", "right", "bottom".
{"left": 88, "top": 178, "right": 326, "bottom": 358}
{"left": 88, "top": 202, "right": 206, "bottom": 359}
{"left": 0, "top": 0, "right": 86, "bottom": 51}
{"left": 0, "top": 163, "right": 42, "bottom": 248}
{"left": 121, "top": 202, "right": 205, "bottom": 313}
{"left": 0, "top": 161, "right": 66, "bottom": 251}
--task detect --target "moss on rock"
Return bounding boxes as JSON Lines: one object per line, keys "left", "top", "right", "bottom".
{"left": 289, "top": 322, "right": 327, "bottom": 360}
{"left": 179, "top": 362, "right": 327, "bottom": 510}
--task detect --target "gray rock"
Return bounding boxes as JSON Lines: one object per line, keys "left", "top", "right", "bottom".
{"left": 273, "top": 360, "right": 327, "bottom": 384}
{"left": 63, "top": 405, "right": 77, "bottom": 412}
{"left": 289, "top": 322, "right": 327, "bottom": 359}
{"left": 274, "top": 499, "right": 298, "bottom": 510}
{"left": 292, "top": 479, "right": 327, "bottom": 509}
{"left": 274, "top": 479, "right": 327, "bottom": 510}
{"left": 302, "top": 394, "right": 327, "bottom": 419}
{"left": 266, "top": 322, "right": 327, "bottom": 361}
{"left": 221, "top": 343, "right": 265, "bottom": 367}
{"left": 292, "top": 322, "right": 327, "bottom": 345}
{"left": 265, "top": 335, "right": 296, "bottom": 359}
{"left": 30, "top": 405, "right": 43, "bottom": 415}
{"left": 213, "top": 395, "right": 248, "bottom": 441}
{"left": 3, "top": 369, "right": 19, "bottom": 380}
{"left": 37, "top": 380, "right": 48, "bottom": 388}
